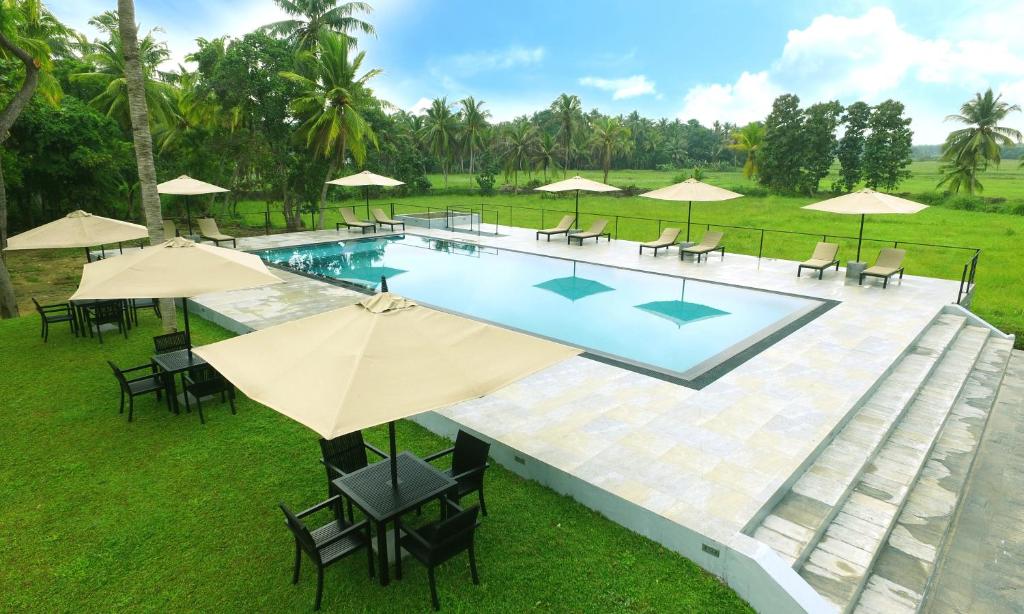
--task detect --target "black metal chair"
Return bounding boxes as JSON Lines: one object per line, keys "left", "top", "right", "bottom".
{"left": 153, "top": 330, "right": 190, "bottom": 354}
{"left": 108, "top": 360, "right": 164, "bottom": 422}
{"left": 397, "top": 500, "right": 481, "bottom": 611}
{"left": 182, "top": 364, "right": 235, "bottom": 424}
{"left": 130, "top": 298, "right": 161, "bottom": 325}
{"left": 424, "top": 430, "right": 492, "bottom": 516}
{"left": 31, "top": 298, "right": 76, "bottom": 342}
{"left": 319, "top": 432, "right": 388, "bottom": 521}
{"left": 279, "top": 496, "right": 374, "bottom": 611}
{"left": 85, "top": 300, "right": 127, "bottom": 344}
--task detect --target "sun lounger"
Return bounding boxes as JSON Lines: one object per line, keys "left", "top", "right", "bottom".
{"left": 336, "top": 208, "right": 376, "bottom": 233}
{"left": 371, "top": 207, "right": 405, "bottom": 231}
{"left": 197, "top": 218, "right": 236, "bottom": 248}
{"left": 162, "top": 219, "right": 178, "bottom": 239}
{"left": 860, "top": 248, "right": 905, "bottom": 288}
{"left": 797, "top": 242, "right": 840, "bottom": 279}
{"left": 680, "top": 231, "right": 724, "bottom": 262}
{"left": 535, "top": 215, "right": 575, "bottom": 241}
{"left": 567, "top": 219, "right": 610, "bottom": 245}
{"left": 639, "top": 228, "right": 680, "bottom": 256}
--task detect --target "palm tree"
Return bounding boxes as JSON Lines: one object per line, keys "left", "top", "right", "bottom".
{"left": 458, "top": 96, "right": 489, "bottom": 175}
{"left": 551, "top": 93, "right": 580, "bottom": 177}
{"left": 942, "top": 89, "right": 1022, "bottom": 169}
{"left": 589, "top": 117, "right": 631, "bottom": 184}
{"left": 938, "top": 155, "right": 985, "bottom": 195}
{"left": 280, "top": 31, "right": 380, "bottom": 228}
{"left": 419, "top": 97, "right": 457, "bottom": 187}
{"left": 533, "top": 132, "right": 560, "bottom": 181}
{"left": 263, "top": 0, "right": 373, "bottom": 51}
{"left": 71, "top": 11, "right": 174, "bottom": 131}
{"left": 501, "top": 120, "right": 537, "bottom": 193}
{"left": 117, "top": 0, "right": 176, "bottom": 331}
{"left": 728, "top": 122, "right": 765, "bottom": 179}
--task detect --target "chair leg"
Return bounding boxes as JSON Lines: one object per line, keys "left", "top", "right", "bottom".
{"left": 428, "top": 566, "right": 440, "bottom": 610}
{"left": 314, "top": 565, "right": 324, "bottom": 610}
{"left": 478, "top": 486, "right": 488, "bottom": 516}
{"left": 292, "top": 539, "right": 302, "bottom": 584}
{"left": 228, "top": 388, "right": 236, "bottom": 415}
{"left": 469, "top": 542, "right": 480, "bottom": 584}
{"left": 818, "top": 268, "right": 823, "bottom": 280}
{"left": 197, "top": 396, "right": 206, "bottom": 425}
{"left": 394, "top": 519, "right": 403, "bottom": 580}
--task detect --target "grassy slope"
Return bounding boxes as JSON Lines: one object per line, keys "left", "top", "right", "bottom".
{"left": 232, "top": 163, "right": 1024, "bottom": 341}
{"left": 0, "top": 313, "right": 751, "bottom": 613}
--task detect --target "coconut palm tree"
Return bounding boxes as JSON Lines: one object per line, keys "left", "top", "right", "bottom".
{"left": 280, "top": 31, "right": 380, "bottom": 228}
{"left": 458, "top": 96, "right": 489, "bottom": 175}
{"left": 551, "top": 93, "right": 580, "bottom": 177}
{"left": 942, "top": 89, "right": 1022, "bottom": 169}
{"left": 501, "top": 120, "right": 537, "bottom": 193}
{"left": 728, "top": 121, "right": 765, "bottom": 180}
{"left": 116, "top": 0, "right": 176, "bottom": 331}
{"left": 263, "top": 0, "right": 373, "bottom": 51}
{"left": 938, "top": 155, "right": 985, "bottom": 195}
{"left": 419, "top": 97, "right": 457, "bottom": 187}
{"left": 533, "top": 131, "right": 560, "bottom": 181}
{"left": 590, "top": 117, "right": 631, "bottom": 184}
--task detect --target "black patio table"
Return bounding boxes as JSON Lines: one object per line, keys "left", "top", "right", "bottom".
{"left": 332, "top": 451, "right": 457, "bottom": 586}
{"left": 151, "top": 348, "right": 206, "bottom": 413}
{"left": 71, "top": 298, "right": 131, "bottom": 338}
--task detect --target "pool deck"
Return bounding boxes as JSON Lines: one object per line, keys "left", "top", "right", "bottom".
{"left": 192, "top": 225, "right": 967, "bottom": 607}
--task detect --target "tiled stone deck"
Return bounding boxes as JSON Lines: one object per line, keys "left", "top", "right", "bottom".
{"left": 189, "top": 225, "right": 974, "bottom": 610}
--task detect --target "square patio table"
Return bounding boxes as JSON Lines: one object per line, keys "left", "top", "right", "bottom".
{"left": 151, "top": 348, "right": 205, "bottom": 413}
{"left": 332, "top": 451, "right": 457, "bottom": 586}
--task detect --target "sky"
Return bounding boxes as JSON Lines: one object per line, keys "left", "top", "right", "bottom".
{"left": 49, "top": 0, "right": 1024, "bottom": 144}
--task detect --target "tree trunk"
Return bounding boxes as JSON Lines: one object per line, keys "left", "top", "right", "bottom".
{"left": 119, "top": 0, "right": 175, "bottom": 332}
{"left": 318, "top": 156, "right": 338, "bottom": 230}
{"left": 0, "top": 158, "right": 17, "bottom": 318}
{"left": 469, "top": 144, "right": 475, "bottom": 176}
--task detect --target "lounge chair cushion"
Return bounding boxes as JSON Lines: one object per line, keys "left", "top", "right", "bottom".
{"left": 569, "top": 220, "right": 608, "bottom": 238}
{"left": 801, "top": 242, "right": 839, "bottom": 268}
{"left": 197, "top": 218, "right": 233, "bottom": 241}
{"left": 342, "top": 210, "right": 373, "bottom": 227}
{"left": 642, "top": 228, "right": 680, "bottom": 248}
{"left": 539, "top": 215, "right": 575, "bottom": 234}
{"left": 681, "top": 231, "right": 723, "bottom": 253}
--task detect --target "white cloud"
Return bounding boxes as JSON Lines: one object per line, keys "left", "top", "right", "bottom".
{"left": 579, "top": 75, "right": 656, "bottom": 100}
{"left": 678, "top": 71, "right": 781, "bottom": 125}
{"left": 408, "top": 97, "right": 432, "bottom": 115}
{"left": 443, "top": 46, "right": 545, "bottom": 77}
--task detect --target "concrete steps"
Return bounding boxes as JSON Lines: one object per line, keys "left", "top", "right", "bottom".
{"left": 798, "top": 324, "right": 992, "bottom": 610}
{"left": 750, "top": 314, "right": 967, "bottom": 567}
{"left": 851, "top": 336, "right": 1013, "bottom": 614}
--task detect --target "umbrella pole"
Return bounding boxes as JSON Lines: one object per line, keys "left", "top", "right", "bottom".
{"left": 364, "top": 187, "right": 370, "bottom": 218}
{"left": 856, "top": 213, "right": 865, "bottom": 262}
{"left": 183, "top": 298, "right": 193, "bottom": 355}
{"left": 388, "top": 421, "right": 399, "bottom": 489}
{"left": 686, "top": 201, "right": 693, "bottom": 242}
{"left": 575, "top": 190, "right": 580, "bottom": 230}
{"left": 186, "top": 197, "right": 193, "bottom": 236}
{"left": 84, "top": 247, "right": 91, "bottom": 263}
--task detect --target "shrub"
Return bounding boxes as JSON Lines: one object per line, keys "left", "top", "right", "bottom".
{"left": 523, "top": 178, "right": 544, "bottom": 191}
{"left": 410, "top": 175, "right": 431, "bottom": 193}
{"left": 476, "top": 171, "right": 496, "bottom": 195}
{"left": 1012, "top": 204, "right": 1024, "bottom": 216}
{"left": 619, "top": 184, "right": 644, "bottom": 197}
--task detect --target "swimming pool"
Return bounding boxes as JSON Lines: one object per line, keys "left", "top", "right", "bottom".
{"left": 256, "top": 234, "right": 831, "bottom": 385}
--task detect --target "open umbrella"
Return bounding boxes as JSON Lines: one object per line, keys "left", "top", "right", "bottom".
{"left": 326, "top": 170, "right": 405, "bottom": 215}
{"left": 640, "top": 179, "right": 742, "bottom": 242}
{"left": 802, "top": 189, "right": 928, "bottom": 262}
{"left": 3, "top": 210, "right": 148, "bottom": 262}
{"left": 534, "top": 261, "right": 614, "bottom": 301}
{"left": 157, "top": 175, "right": 230, "bottom": 236}
{"left": 193, "top": 292, "right": 580, "bottom": 488}
{"left": 535, "top": 176, "right": 620, "bottom": 229}
{"left": 70, "top": 237, "right": 281, "bottom": 350}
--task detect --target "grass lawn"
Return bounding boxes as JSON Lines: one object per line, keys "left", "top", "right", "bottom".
{"left": 0, "top": 313, "right": 751, "bottom": 613}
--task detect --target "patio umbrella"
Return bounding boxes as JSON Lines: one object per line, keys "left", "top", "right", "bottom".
{"left": 157, "top": 175, "right": 229, "bottom": 236}
{"left": 640, "top": 179, "right": 742, "bottom": 242}
{"left": 535, "top": 176, "right": 620, "bottom": 229}
{"left": 193, "top": 292, "right": 580, "bottom": 488}
{"left": 69, "top": 237, "right": 281, "bottom": 351}
{"left": 3, "top": 210, "right": 148, "bottom": 262}
{"left": 802, "top": 189, "right": 928, "bottom": 262}
{"left": 534, "top": 261, "right": 614, "bottom": 301}
{"left": 326, "top": 170, "right": 405, "bottom": 214}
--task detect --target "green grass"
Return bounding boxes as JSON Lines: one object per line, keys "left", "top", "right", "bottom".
{"left": 0, "top": 313, "right": 751, "bottom": 613}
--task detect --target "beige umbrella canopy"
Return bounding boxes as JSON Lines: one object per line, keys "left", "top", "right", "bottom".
{"left": 3, "top": 210, "right": 148, "bottom": 261}
{"left": 802, "top": 189, "right": 928, "bottom": 261}
{"left": 157, "top": 175, "right": 230, "bottom": 235}
{"left": 194, "top": 292, "right": 580, "bottom": 487}
{"left": 535, "top": 175, "right": 620, "bottom": 229}
{"left": 640, "top": 179, "right": 742, "bottom": 242}
{"left": 71, "top": 237, "right": 281, "bottom": 347}
{"left": 326, "top": 170, "right": 405, "bottom": 212}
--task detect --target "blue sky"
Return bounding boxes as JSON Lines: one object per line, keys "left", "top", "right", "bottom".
{"left": 50, "top": 0, "right": 1024, "bottom": 143}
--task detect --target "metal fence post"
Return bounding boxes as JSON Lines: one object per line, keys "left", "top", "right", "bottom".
{"left": 758, "top": 229, "right": 764, "bottom": 260}
{"left": 614, "top": 216, "right": 619, "bottom": 239}
{"left": 264, "top": 203, "right": 270, "bottom": 235}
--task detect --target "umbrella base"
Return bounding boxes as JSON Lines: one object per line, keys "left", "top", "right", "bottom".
{"left": 372, "top": 526, "right": 411, "bottom": 560}
{"left": 845, "top": 261, "right": 866, "bottom": 281}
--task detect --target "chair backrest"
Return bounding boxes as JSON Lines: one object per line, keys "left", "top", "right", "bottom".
{"left": 197, "top": 218, "right": 219, "bottom": 236}
{"left": 658, "top": 228, "right": 680, "bottom": 243}
{"left": 876, "top": 248, "right": 906, "bottom": 269}
{"left": 278, "top": 503, "right": 321, "bottom": 563}
{"left": 699, "top": 231, "right": 723, "bottom": 248}
{"left": 586, "top": 219, "right": 608, "bottom": 234}
{"left": 153, "top": 331, "right": 190, "bottom": 354}
{"left": 342, "top": 208, "right": 362, "bottom": 224}
{"left": 31, "top": 298, "right": 44, "bottom": 314}
{"left": 162, "top": 219, "right": 177, "bottom": 238}
{"left": 555, "top": 215, "right": 575, "bottom": 230}
{"left": 371, "top": 208, "right": 390, "bottom": 223}
{"left": 426, "top": 505, "right": 480, "bottom": 565}
{"left": 451, "top": 430, "right": 490, "bottom": 478}
{"left": 107, "top": 361, "right": 129, "bottom": 392}
{"left": 811, "top": 242, "right": 839, "bottom": 261}
{"left": 319, "top": 431, "right": 370, "bottom": 475}
{"left": 92, "top": 300, "right": 123, "bottom": 324}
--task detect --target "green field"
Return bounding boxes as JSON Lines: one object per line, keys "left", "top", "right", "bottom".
{"left": 0, "top": 313, "right": 750, "bottom": 613}
{"left": 229, "top": 162, "right": 1024, "bottom": 343}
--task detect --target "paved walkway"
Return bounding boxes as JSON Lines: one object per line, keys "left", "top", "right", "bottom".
{"left": 923, "top": 350, "right": 1024, "bottom": 613}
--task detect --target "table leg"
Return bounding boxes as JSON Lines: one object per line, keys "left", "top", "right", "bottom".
{"left": 166, "top": 370, "right": 179, "bottom": 414}
{"left": 377, "top": 519, "right": 390, "bottom": 586}
{"left": 394, "top": 518, "right": 402, "bottom": 580}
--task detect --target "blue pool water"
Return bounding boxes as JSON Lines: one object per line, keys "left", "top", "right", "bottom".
{"left": 256, "top": 234, "right": 824, "bottom": 380}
